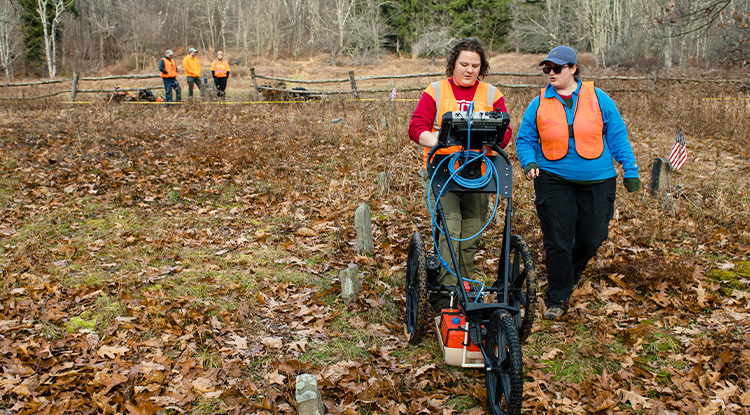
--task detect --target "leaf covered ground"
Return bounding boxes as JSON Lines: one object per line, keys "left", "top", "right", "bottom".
{"left": 1, "top": 76, "right": 749, "bottom": 415}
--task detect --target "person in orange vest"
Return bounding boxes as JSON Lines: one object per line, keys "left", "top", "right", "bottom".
{"left": 408, "top": 38, "right": 512, "bottom": 313}
{"left": 211, "top": 51, "right": 230, "bottom": 98}
{"left": 159, "top": 50, "right": 181, "bottom": 103}
{"left": 183, "top": 48, "right": 202, "bottom": 99}
{"left": 516, "top": 46, "right": 640, "bottom": 320}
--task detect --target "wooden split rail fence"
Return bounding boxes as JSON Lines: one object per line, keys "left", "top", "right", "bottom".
{"left": 0, "top": 73, "right": 162, "bottom": 101}
{"left": 0, "top": 68, "right": 745, "bottom": 102}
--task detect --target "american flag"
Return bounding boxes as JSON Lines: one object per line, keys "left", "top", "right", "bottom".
{"left": 668, "top": 128, "right": 687, "bottom": 171}
{"left": 390, "top": 83, "right": 397, "bottom": 101}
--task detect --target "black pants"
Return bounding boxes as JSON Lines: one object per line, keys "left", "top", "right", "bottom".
{"left": 534, "top": 172, "right": 616, "bottom": 306}
{"left": 214, "top": 77, "right": 227, "bottom": 97}
{"left": 186, "top": 76, "right": 202, "bottom": 98}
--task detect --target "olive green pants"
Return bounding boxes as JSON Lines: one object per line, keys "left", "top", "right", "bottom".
{"left": 420, "top": 168, "right": 488, "bottom": 287}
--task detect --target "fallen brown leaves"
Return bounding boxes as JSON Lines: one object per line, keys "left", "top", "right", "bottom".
{"left": 1, "top": 85, "right": 749, "bottom": 414}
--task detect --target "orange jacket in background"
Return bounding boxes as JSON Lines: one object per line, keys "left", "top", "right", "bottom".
{"left": 183, "top": 55, "right": 201, "bottom": 78}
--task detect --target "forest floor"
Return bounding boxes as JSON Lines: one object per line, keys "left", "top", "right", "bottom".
{"left": 1, "top": 55, "right": 750, "bottom": 414}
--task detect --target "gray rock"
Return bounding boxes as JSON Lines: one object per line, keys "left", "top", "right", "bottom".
{"left": 340, "top": 265, "right": 362, "bottom": 303}
{"left": 296, "top": 374, "right": 326, "bottom": 415}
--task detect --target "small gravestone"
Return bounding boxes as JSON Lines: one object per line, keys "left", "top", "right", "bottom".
{"left": 662, "top": 192, "right": 675, "bottom": 213}
{"left": 205, "top": 83, "right": 218, "bottom": 101}
{"left": 296, "top": 374, "right": 325, "bottom": 415}
{"left": 355, "top": 203, "right": 373, "bottom": 254}
{"left": 378, "top": 172, "right": 390, "bottom": 195}
{"left": 649, "top": 157, "right": 671, "bottom": 197}
{"left": 339, "top": 264, "right": 361, "bottom": 303}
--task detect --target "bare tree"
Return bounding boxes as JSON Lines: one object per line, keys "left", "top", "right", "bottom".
{"left": 218, "top": 0, "right": 231, "bottom": 53}
{"left": 282, "top": 0, "right": 307, "bottom": 60}
{"left": 717, "top": 2, "right": 750, "bottom": 66}
{"left": 508, "top": 0, "right": 580, "bottom": 53}
{"left": 578, "top": 0, "right": 623, "bottom": 66}
{"left": 35, "top": 0, "right": 74, "bottom": 78}
{"left": 120, "top": 0, "right": 169, "bottom": 70}
{"left": 412, "top": 26, "right": 453, "bottom": 64}
{"left": 308, "top": 0, "right": 336, "bottom": 60}
{"left": 652, "top": 0, "right": 733, "bottom": 67}
{"left": 0, "top": 0, "right": 22, "bottom": 81}
{"left": 9, "top": 0, "right": 747, "bottom": 77}
{"left": 244, "top": 0, "right": 283, "bottom": 59}
{"left": 231, "top": 0, "right": 252, "bottom": 65}
{"left": 346, "top": 0, "right": 386, "bottom": 64}
{"left": 87, "top": 0, "right": 120, "bottom": 69}
{"left": 332, "top": 0, "right": 356, "bottom": 64}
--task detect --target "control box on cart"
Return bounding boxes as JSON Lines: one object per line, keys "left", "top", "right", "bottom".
{"left": 436, "top": 309, "right": 485, "bottom": 368}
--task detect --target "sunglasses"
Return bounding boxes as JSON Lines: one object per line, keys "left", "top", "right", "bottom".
{"left": 542, "top": 65, "right": 570, "bottom": 75}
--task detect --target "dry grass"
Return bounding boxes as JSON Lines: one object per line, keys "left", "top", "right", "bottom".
{"left": 1, "top": 55, "right": 749, "bottom": 414}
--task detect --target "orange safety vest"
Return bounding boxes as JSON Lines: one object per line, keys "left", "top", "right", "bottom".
{"left": 160, "top": 57, "right": 177, "bottom": 78}
{"left": 422, "top": 79, "right": 501, "bottom": 168}
{"left": 536, "top": 81, "right": 604, "bottom": 161}
{"left": 212, "top": 60, "right": 229, "bottom": 77}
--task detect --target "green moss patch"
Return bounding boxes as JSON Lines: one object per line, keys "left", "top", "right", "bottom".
{"left": 706, "top": 261, "right": 750, "bottom": 296}
{"left": 65, "top": 311, "right": 98, "bottom": 333}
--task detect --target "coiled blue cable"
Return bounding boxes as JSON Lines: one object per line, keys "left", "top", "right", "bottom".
{"left": 426, "top": 102, "right": 500, "bottom": 302}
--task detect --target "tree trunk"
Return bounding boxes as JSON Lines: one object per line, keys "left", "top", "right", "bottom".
{"left": 664, "top": 26, "right": 673, "bottom": 68}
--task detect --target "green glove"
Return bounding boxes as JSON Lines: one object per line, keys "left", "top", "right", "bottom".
{"left": 623, "top": 177, "right": 640, "bottom": 192}
{"left": 523, "top": 162, "right": 539, "bottom": 175}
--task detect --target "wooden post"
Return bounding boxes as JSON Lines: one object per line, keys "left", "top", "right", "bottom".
{"left": 70, "top": 71, "right": 79, "bottom": 101}
{"left": 348, "top": 70, "right": 358, "bottom": 100}
{"left": 200, "top": 72, "right": 206, "bottom": 99}
{"left": 250, "top": 67, "right": 259, "bottom": 99}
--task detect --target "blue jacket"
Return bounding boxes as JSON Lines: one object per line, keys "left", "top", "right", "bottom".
{"left": 516, "top": 80, "right": 639, "bottom": 181}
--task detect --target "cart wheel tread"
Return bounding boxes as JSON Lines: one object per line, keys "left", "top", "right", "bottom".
{"left": 406, "top": 232, "right": 430, "bottom": 344}
{"left": 485, "top": 311, "right": 523, "bottom": 415}
{"left": 496, "top": 234, "right": 538, "bottom": 343}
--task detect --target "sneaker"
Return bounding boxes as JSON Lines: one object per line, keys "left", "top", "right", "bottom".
{"left": 544, "top": 303, "right": 568, "bottom": 320}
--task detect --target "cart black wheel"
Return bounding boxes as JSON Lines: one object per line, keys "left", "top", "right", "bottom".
{"left": 405, "top": 232, "right": 430, "bottom": 344}
{"left": 485, "top": 311, "right": 523, "bottom": 415}
{"left": 496, "top": 234, "right": 538, "bottom": 343}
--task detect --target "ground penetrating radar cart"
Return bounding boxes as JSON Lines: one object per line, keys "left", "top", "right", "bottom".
{"left": 405, "top": 107, "right": 538, "bottom": 415}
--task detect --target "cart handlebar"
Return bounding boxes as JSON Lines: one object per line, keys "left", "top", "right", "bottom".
{"left": 427, "top": 110, "right": 511, "bottom": 167}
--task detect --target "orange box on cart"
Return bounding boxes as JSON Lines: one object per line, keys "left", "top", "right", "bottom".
{"left": 436, "top": 309, "right": 484, "bottom": 367}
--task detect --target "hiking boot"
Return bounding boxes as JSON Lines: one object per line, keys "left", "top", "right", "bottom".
{"left": 543, "top": 303, "right": 568, "bottom": 320}
{"left": 430, "top": 294, "right": 452, "bottom": 314}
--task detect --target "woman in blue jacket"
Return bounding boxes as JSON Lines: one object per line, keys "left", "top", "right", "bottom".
{"left": 516, "top": 46, "right": 640, "bottom": 320}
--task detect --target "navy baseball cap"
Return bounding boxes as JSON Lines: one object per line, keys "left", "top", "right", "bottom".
{"left": 539, "top": 46, "right": 577, "bottom": 66}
